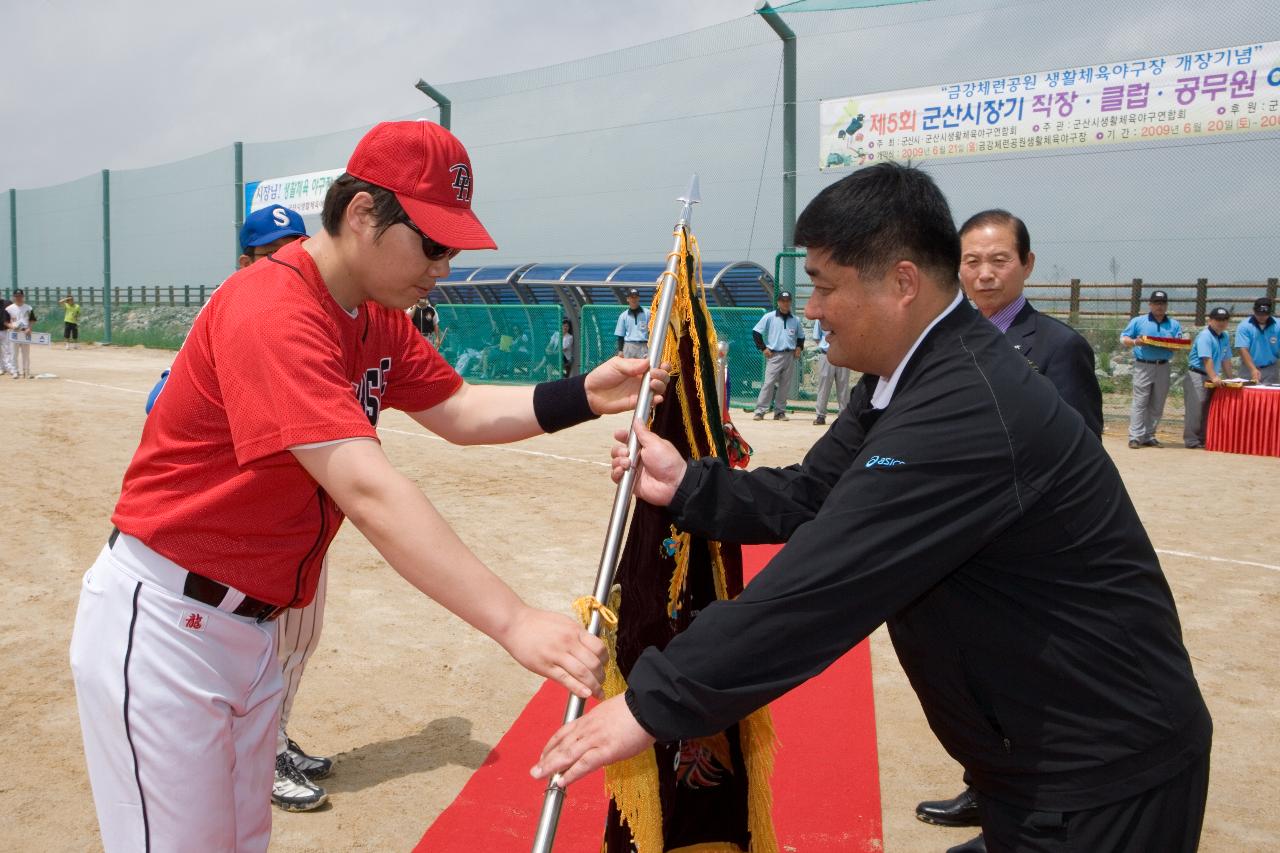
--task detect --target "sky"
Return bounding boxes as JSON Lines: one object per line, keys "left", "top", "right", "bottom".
{"left": 0, "top": 0, "right": 753, "bottom": 191}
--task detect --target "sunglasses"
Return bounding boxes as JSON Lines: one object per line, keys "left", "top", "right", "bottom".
{"left": 400, "top": 218, "right": 460, "bottom": 262}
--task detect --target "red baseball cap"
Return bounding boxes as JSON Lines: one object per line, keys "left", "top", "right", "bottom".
{"left": 346, "top": 120, "right": 497, "bottom": 250}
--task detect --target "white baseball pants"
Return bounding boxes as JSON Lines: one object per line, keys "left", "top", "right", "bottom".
{"left": 70, "top": 534, "right": 283, "bottom": 852}
{"left": 275, "top": 559, "right": 326, "bottom": 755}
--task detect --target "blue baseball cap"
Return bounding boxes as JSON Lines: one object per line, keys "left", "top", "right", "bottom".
{"left": 239, "top": 204, "right": 307, "bottom": 251}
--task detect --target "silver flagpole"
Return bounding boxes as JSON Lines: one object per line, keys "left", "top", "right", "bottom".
{"left": 530, "top": 175, "right": 701, "bottom": 853}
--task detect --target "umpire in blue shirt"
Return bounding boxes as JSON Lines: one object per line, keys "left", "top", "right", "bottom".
{"left": 1184, "top": 306, "right": 1235, "bottom": 449}
{"left": 751, "top": 291, "right": 804, "bottom": 420}
{"left": 1236, "top": 297, "right": 1279, "bottom": 385}
{"left": 1121, "top": 291, "right": 1183, "bottom": 448}
{"left": 615, "top": 288, "right": 650, "bottom": 359}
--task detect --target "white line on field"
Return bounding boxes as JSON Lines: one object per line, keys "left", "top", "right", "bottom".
{"left": 377, "top": 426, "right": 609, "bottom": 468}
{"left": 1156, "top": 549, "right": 1280, "bottom": 574}
{"left": 65, "top": 378, "right": 148, "bottom": 395}
{"left": 53, "top": 377, "right": 1280, "bottom": 567}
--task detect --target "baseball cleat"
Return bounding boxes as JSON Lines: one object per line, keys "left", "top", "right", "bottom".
{"left": 272, "top": 752, "right": 328, "bottom": 812}
{"left": 285, "top": 737, "right": 333, "bottom": 780}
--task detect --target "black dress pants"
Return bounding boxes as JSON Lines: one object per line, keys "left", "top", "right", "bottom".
{"left": 976, "top": 747, "right": 1210, "bottom": 852}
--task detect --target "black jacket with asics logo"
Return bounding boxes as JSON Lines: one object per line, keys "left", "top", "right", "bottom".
{"left": 624, "top": 298, "right": 1210, "bottom": 812}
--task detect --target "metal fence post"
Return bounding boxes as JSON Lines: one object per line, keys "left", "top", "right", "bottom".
{"left": 1267, "top": 277, "right": 1277, "bottom": 307}
{"left": 414, "top": 81, "right": 452, "bottom": 130}
{"left": 1129, "top": 278, "right": 1142, "bottom": 318}
{"left": 1069, "top": 278, "right": 1081, "bottom": 325}
{"left": 1195, "top": 278, "right": 1208, "bottom": 324}
{"left": 102, "top": 169, "right": 113, "bottom": 344}
{"left": 757, "top": 2, "right": 796, "bottom": 296}
{"left": 7, "top": 188, "right": 15, "bottom": 294}
{"left": 234, "top": 141, "right": 244, "bottom": 270}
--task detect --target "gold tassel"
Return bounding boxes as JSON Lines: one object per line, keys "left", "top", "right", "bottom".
{"left": 602, "top": 227, "right": 778, "bottom": 853}
{"left": 587, "top": 586, "right": 665, "bottom": 853}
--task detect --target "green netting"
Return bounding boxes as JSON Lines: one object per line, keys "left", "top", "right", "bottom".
{"left": 4, "top": 1, "right": 1276, "bottom": 304}
{"left": 710, "top": 307, "right": 770, "bottom": 407}
{"left": 14, "top": 173, "right": 102, "bottom": 289}
{"left": 435, "top": 304, "right": 564, "bottom": 384}
{"left": 577, "top": 304, "right": 766, "bottom": 407}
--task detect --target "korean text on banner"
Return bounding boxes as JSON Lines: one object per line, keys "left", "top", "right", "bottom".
{"left": 245, "top": 168, "right": 344, "bottom": 217}
{"left": 820, "top": 40, "right": 1280, "bottom": 168}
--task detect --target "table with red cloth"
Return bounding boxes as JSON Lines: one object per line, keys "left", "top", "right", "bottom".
{"left": 1205, "top": 385, "right": 1280, "bottom": 457}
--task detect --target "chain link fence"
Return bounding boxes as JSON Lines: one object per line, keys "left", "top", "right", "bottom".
{"left": 1, "top": 0, "right": 1275, "bottom": 430}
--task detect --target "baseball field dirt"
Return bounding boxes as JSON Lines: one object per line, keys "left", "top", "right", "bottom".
{"left": 1, "top": 344, "right": 1276, "bottom": 851}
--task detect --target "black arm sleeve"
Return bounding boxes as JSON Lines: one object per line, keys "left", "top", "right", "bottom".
{"left": 626, "top": 386, "right": 1023, "bottom": 741}
{"left": 752, "top": 331, "right": 766, "bottom": 351}
{"left": 532, "top": 374, "right": 599, "bottom": 433}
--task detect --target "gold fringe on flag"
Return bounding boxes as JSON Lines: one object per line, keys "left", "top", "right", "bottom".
{"left": 597, "top": 227, "right": 778, "bottom": 853}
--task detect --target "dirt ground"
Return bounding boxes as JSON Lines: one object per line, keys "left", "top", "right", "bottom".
{"left": 1, "top": 344, "right": 1277, "bottom": 852}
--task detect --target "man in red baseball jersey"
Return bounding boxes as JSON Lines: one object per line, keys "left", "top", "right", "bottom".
{"left": 69, "top": 120, "right": 666, "bottom": 852}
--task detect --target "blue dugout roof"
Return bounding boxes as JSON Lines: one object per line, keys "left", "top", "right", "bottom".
{"left": 428, "top": 260, "right": 775, "bottom": 310}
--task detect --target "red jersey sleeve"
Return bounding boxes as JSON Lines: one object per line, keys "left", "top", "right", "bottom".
{"left": 374, "top": 306, "right": 463, "bottom": 413}
{"left": 211, "top": 279, "right": 379, "bottom": 467}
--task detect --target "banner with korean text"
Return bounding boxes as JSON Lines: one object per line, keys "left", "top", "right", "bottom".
{"left": 244, "top": 167, "right": 343, "bottom": 217}
{"left": 819, "top": 40, "right": 1280, "bottom": 169}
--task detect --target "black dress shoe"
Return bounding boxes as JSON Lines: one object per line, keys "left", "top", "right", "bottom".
{"left": 915, "top": 786, "right": 981, "bottom": 827}
{"left": 946, "top": 834, "right": 986, "bottom": 853}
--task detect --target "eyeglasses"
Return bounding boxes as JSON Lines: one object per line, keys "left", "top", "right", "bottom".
{"left": 400, "top": 218, "right": 460, "bottom": 262}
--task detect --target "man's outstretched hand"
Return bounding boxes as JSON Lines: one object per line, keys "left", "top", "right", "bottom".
{"left": 530, "top": 694, "right": 656, "bottom": 787}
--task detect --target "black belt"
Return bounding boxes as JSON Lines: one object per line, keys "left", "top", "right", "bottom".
{"left": 1189, "top": 367, "right": 1207, "bottom": 376}
{"left": 1135, "top": 358, "right": 1169, "bottom": 365}
{"left": 108, "top": 528, "right": 285, "bottom": 622}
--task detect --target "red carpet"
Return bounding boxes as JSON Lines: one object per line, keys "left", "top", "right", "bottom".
{"left": 416, "top": 544, "right": 883, "bottom": 852}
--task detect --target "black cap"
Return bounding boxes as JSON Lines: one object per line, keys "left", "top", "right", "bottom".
{"left": 1149, "top": 290, "right": 1168, "bottom": 302}
{"left": 626, "top": 288, "right": 640, "bottom": 297}
{"left": 778, "top": 291, "right": 793, "bottom": 300}
{"left": 1254, "top": 297, "right": 1273, "bottom": 314}
{"left": 1208, "top": 307, "right": 1230, "bottom": 321}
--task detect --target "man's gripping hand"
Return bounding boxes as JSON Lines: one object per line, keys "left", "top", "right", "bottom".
{"left": 610, "top": 419, "right": 684, "bottom": 507}
{"left": 584, "top": 357, "right": 670, "bottom": 415}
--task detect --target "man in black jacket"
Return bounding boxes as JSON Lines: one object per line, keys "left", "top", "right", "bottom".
{"left": 959, "top": 209, "right": 1102, "bottom": 436}
{"left": 917, "top": 210, "right": 1105, "bottom": 851}
{"left": 533, "top": 163, "right": 1211, "bottom": 852}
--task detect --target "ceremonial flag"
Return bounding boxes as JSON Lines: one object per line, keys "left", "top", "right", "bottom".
{"left": 600, "top": 229, "right": 777, "bottom": 853}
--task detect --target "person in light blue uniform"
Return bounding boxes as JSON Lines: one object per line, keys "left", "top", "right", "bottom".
{"left": 1121, "top": 290, "right": 1183, "bottom": 448}
{"left": 751, "top": 291, "right": 804, "bottom": 420}
{"left": 1183, "top": 306, "right": 1235, "bottom": 449}
{"left": 615, "top": 288, "right": 650, "bottom": 359}
{"left": 811, "top": 318, "right": 849, "bottom": 425}
{"left": 1235, "top": 297, "right": 1279, "bottom": 385}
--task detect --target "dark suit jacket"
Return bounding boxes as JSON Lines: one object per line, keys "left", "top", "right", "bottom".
{"left": 625, "top": 299, "right": 1209, "bottom": 812}
{"left": 1005, "top": 300, "right": 1103, "bottom": 436}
